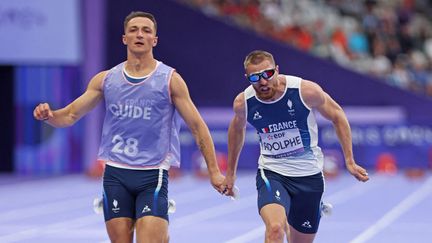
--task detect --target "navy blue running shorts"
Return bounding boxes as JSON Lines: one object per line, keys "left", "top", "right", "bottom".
{"left": 102, "top": 165, "right": 169, "bottom": 222}
{"left": 256, "top": 169, "right": 324, "bottom": 233}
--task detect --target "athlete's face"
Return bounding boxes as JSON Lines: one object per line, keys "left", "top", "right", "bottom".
{"left": 245, "top": 59, "right": 279, "bottom": 101}
{"left": 123, "top": 17, "right": 158, "bottom": 54}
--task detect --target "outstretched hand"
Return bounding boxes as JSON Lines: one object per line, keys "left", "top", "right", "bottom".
{"left": 346, "top": 162, "right": 369, "bottom": 182}
{"left": 33, "top": 103, "right": 54, "bottom": 121}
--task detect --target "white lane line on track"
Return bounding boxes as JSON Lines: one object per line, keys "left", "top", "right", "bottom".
{"left": 325, "top": 175, "right": 387, "bottom": 205}
{"left": 349, "top": 176, "right": 432, "bottom": 243}
{"left": 0, "top": 214, "right": 102, "bottom": 242}
{"left": 0, "top": 196, "right": 95, "bottom": 223}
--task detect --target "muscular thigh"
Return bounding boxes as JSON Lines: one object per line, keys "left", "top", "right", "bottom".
{"left": 285, "top": 172, "right": 324, "bottom": 234}
{"left": 256, "top": 169, "right": 291, "bottom": 215}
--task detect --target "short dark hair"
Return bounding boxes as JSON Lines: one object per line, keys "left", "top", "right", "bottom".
{"left": 243, "top": 50, "right": 275, "bottom": 69}
{"left": 124, "top": 11, "right": 157, "bottom": 33}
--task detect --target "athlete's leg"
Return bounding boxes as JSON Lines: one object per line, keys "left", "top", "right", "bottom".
{"left": 136, "top": 216, "right": 169, "bottom": 243}
{"left": 286, "top": 173, "right": 324, "bottom": 243}
{"left": 286, "top": 201, "right": 331, "bottom": 242}
{"left": 285, "top": 220, "right": 290, "bottom": 242}
{"left": 135, "top": 168, "right": 170, "bottom": 243}
{"left": 256, "top": 169, "right": 291, "bottom": 243}
{"left": 260, "top": 204, "right": 288, "bottom": 243}
{"left": 105, "top": 218, "right": 135, "bottom": 243}
{"left": 288, "top": 225, "right": 316, "bottom": 243}
{"left": 103, "top": 165, "right": 137, "bottom": 243}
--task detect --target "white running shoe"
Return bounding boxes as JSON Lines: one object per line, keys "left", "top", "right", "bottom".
{"left": 321, "top": 202, "right": 333, "bottom": 217}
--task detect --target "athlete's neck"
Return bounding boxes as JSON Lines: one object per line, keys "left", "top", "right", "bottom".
{"left": 125, "top": 56, "right": 157, "bottom": 77}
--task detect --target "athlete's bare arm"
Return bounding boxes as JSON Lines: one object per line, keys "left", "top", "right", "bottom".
{"left": 301, "top": 80, "right": 369, "bottom": 182}
{"left": 224, "top": 92, "right": 247, "bottom": 195}
{"left": 33, "top": 71, "right": 106, "bottom": 128}
{"left": 170, "top": 71, "right": 225, "bottom": 192}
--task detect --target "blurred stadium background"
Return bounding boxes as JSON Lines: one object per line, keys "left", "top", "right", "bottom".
{"left": 1, "top": 0, "right": 432, "bottom": 242}
{"left": 1, "top": 0, "right": 431, "bottom": 176}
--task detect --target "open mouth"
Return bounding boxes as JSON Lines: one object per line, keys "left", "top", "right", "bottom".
{"left": 135, "top": 42, "right": 144, "bottom": 46}
{"left": 260, "top": 86, "right": 270, "bottom": 92}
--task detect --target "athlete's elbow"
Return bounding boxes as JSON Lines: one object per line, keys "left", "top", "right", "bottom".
{"left": 60, "top": 113, "right": 80, "bottom": 127}
{"left": 331, "top": 115, "right": 350, "bottom": 129}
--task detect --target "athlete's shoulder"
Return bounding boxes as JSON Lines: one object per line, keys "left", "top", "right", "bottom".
{"left": 108, "top": 62, "right": 125, "bottom": 72}
{"left": 101, "top": 62, "right": 124, "bottom": 81}
{"left": 284, "top": 74, "right": 302, "bottom": 80}
{"left": 158, "top": 60, "right": 174, "bottom": 68}
{"left": 155, "top": 60, "right": 175, "bottom": 73}
{"left": 86, "top": 70, "right": 109, "bottom": 91}
{"left": 301, "top": 79, "right": 323, "bottom": 94}
{"left": 95, "top": 70, "right": 109, "bottom": 78}
{"left": 283, "top": 74, "right": 302, "bottom": 88}
{"left": 300, "top": 79, "right": 325, "bottom": 108}
{"left": 244, "top": 85, "right": 255, "bottom": 99}
{"left": 233, "top": 92, "right": 246, "bottom": 117}
{"left": 234, "top": 92, "right": 245, "bottom": 105}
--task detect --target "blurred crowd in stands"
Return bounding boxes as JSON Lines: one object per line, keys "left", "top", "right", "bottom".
{"left": 178, "top": 0, "right": 432, "bottom": 97}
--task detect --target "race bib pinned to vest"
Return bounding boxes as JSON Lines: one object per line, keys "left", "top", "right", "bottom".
{"left": 259, "top": 129, "right": 304, "bottom": 158}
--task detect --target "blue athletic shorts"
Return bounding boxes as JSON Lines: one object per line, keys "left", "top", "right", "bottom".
{"left": 102, "top": 165, "right": 169, "bottom": 222}
{"left": 256, "top": 169, "right": 324, "bottom": 233}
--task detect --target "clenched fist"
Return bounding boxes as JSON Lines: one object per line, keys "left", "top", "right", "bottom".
{"left": 33, "top": 103, "right": 53, "bottom": 121}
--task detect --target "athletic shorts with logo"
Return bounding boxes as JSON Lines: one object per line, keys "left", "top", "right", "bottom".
{"left": 256, "top": 169, "right": 324, "bottom": 233}
{"left": 102, "top": 165, "right": 169, "bottom": 222}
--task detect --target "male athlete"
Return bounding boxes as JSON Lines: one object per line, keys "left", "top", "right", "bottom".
{"left": 223, "top": 50, "right": 369, "bottom": 243}
{"left": 34, "top": 11, "right": 225, "bottom": 243}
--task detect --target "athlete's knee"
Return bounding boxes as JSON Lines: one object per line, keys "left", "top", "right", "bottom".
{"left": 106, "top": 218, "right": 134, "bottom": 243}
{"left": 137, "top": 230, "right": 166, "bottom": 243}
{"left": 266, "top": 222, "right": 285, "bottom": 241}
{"left": 136, "top": 216, "right": 168, "bottom": 243}
{"left": 107, "top": 228, "right": 134, "bottom": 243}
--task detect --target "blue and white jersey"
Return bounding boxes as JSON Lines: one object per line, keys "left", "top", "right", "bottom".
{"left": 97, "top": 61, "right": 181, "bottom": 170}
{"left": 245, "top": 75, "right": 323, "bottom": 176}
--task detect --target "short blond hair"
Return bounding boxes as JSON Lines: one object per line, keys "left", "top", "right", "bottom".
{"left": 243, "top": 50, "right": 275, "bottom": 69}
